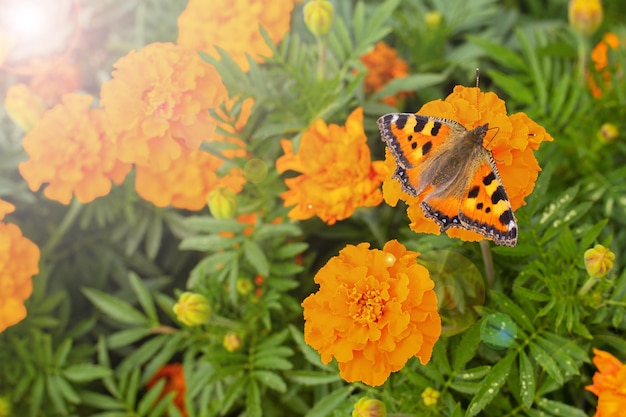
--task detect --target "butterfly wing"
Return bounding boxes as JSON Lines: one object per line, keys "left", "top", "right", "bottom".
{"left": 456, "top": 155, "right": 518, "bottom": 246}
{"left": 377, "top": 113, "right": 466, "bottom": 196}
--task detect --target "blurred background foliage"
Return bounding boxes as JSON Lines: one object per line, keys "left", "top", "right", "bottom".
{"left": 0, "top": 0, "right": 625, "bottom": 416}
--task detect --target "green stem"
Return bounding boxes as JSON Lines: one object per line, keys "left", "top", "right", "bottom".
{"left": 42, "top": 199, "right": 82, "bottom": 259}
{"left": 479, "top": 240, "right": 495, "bottom": 287}
{"left": 578, "top": 275, "right": 599, "bottom": 296}
{"left": 576, "top": 32, "right": 589, "bottom": 84}
{"left": 316, "top": 35, "right": 326, "bottom": 80}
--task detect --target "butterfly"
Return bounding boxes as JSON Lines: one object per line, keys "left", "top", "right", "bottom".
{"left": 377, "top": 112, "right": 518, "bottom": 247}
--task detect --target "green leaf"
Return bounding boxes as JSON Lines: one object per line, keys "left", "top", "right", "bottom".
{"left": 64, "top": 364, "right": 112, "bottom": 382}
{"left": 489, "top": 291, "right": 534, "bottom": 333}
{"left": 179, "top": 234, "right": 240, "bottom": 252}
{"left": 252, "top": 370, "right": 287, "bottom": 393}
{"left": 82, "top": 288, "right": 148, "bottom": 326}
{"left": 145, "top": 212, "right": 163, "bottom": 260}
{"left": 274, "top": 242, "right": 309, "bottom": 259}
{"left": 46, "top": 374, "right": 69, "bottom": 414}
{"left": 107, "top": 327, "right": 152, "bottom": 349}
{"left": 453, "top": 366, "right": 490, "bottom": 381}
{"left": 453, "top": 321, "right": 482, "bottom": 370}
{"left": 183, "top": 216, "right": 245, "bottom": 233}
{"left": 254, "top": 223, "right": 302, "bottom": 240}
{"left": 128, "top": 272, "right": 158, "bottom": 324}
{"left": 246, "top": 379, "right": 262, "bottom": 417}
{"left": 519, "top": 350, "right": 536, "bottom": 409}
{"left": 81, "top": 391, "right": 125, "bottom": 411}
{"left": 537, "top": 398, "right": 588, "bottom": 417}
{"left": 243, "top": 240, "right": 270, "bottom": 276}
{"left": 29, "top": 376, "right": 45, "bottom": 417}
{"left": 253, "top": 356, "right": 293, "bottom": 371}
{"left": 489, "top": 70, "right": 535, "bottom": 106}
{"left": 529, "top": 341, "right": 564, "bottom": 385}
{"left": 304, "top": 386, "right": 354, "bottom": 417}
{"left": 286, "top": 371, "right": 342, "bottom": 386}
{"left": 54, "top": 338, "right": 73, "bottom": 368}
{"left": 371, "top": 73, "right": 446, "bottom": 101}
{"left": 138, "top": 379, "right": 167, "bottom": 416}
{"left": 468, "top": 35, "right": 527, "bottom": 71}
{"left": 221, "top": 377, "right": 247, "bottom": 415}
{"left": 466, "top": 351, "right": 516, "bottom": 417}
{"left": 289, "top": 325, "right": 327, "bottom": 370}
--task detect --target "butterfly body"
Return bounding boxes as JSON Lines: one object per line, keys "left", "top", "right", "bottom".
{"left": 378, "top": 113, "right": 518, "bottom": 247}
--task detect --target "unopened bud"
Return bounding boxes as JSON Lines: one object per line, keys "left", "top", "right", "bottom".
{"left": 304, "top": 0, "right": 334, "bottom": 37}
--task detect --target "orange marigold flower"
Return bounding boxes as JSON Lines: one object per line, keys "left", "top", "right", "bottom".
{"left": 4, "top": 83, "right": 46, "bottom": 131}
{"left": 147, "top": 363, "right": 188, "bottom": 417}
{"left": 302, "top": 240, "right": 441, "bottom": 386}
{"left": 382, "top": 86, "right": 553, "bottom": 243}
{"left": 276, "top": 107, "right": 386, "bottom": 225}
{"left": 586, "top": 348, "right": 626, "bottom": 417}
{"left": 28, "top": 58, "right": 81, "bottom": 107}
{"left": 0, "top": 222, "right": 40, "bottom": 333}
{"left": 0, "top": 200, "right": 15, "bottom": 221}
{"left": 207, "top": 97, "right": 254, "bottom": 159}
{"left": 177, "top": 0, "right": 297, "bottom": 72}
{"left": 588, "top": 33, "right": 621, "bottom": 98}
{"left": 135, "top": 149, "right": 245, "bottom": 211}
{"left": 100, "top": 42, "right": 227, "bottom": 171}
{"left": 19, "top": 94, "right": 131, "bottom": 204}
{"left": 360, "top": 41, "right": 411, "bottom": 106}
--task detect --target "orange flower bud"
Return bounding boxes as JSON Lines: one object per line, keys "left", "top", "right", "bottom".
{"left": 304, "top": 0, "right": 334, "bottom": 37}
{"left": 584, "top": 244, "right": 615, "bottom": 278}
{"left": 173, "top": 292, "right": 211, "bottom": 326}
{"left": 208, "top": 187, "right": 237, "bottom": 219}
{"left": 569, "top": 0, "right": 603, "bottom": 36}
{"left": 421, "top": 387, "right": 441, "bottom": 406}
{"left": 352, "top": 397, "right": 387, "bottom": 417}
{"left": 4, "top": 84, "right": 46, "bottom": 131}
{"left": 223, "top": 331, "right": 242, "bottom": 352}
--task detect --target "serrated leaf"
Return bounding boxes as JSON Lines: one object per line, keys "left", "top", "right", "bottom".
{"left": 537, "top": 398, "right": 588, "bottom": 417}
{"left": 305, "top": 386, "right": 353, "bottom": 417}
{"left": 82, "top": 288, "right": 148, "bottom": 326}
{"left": 529, "top": 342, "right": 564, "bottom": 385}
{"left": 243, "top": 240, "right": 270, "bottom": 276}
{"left": 253, "top": 356, "right": 293, "bottom": 371}
{"left": 454, "top": 366, "right": 490, "bottom": 381}
{"left": 138, "top": 379, "right": 167, "bottom": 415}
{"left": 221, "top": 377, "right": 247, "bottom": 415}
{"left": 489, "top": 291, "right": 534, "bottom": 333}
{"left": 252, "top": 370, "right": 287, "bottom": 393}
{"left": 466, "top": 351, "right": 516, "bottom": 417}
{"left": 107, "top": 328, "right": 152, "bottom": 349}
{"left": 254, "top": 223, "right": 302, "bottom": 240}
{"left": 286, "top": 371, "right": 342, "bottom": 386}
{"left": 246, "top": 379, "right": 262, "bottom": 417}
{"left": 519, "top": 350, "right": 536, "bottom": 408}
{"left": 128, "top": 272, "right": 158, "bottom": 324}
{"left": 81, "top": 391, "right": 125, "bottom": 410}
{"left": 63, "top": 364, "right": 112, "bottom": 382}
{"left": 453, "top": 321, "right": 482, "bottom": 370}
{"left": 179, "top": 234, "right": 240, "bottom": 251}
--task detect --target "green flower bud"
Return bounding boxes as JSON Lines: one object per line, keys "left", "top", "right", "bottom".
{"left": 223, "top": 331, "right": 242, "bottom": 352}
{"left": 352, "top": 397, "right": 386, "bottom": 417}
{"left": 584, "top": 244, "right": 615, "bottom": 278}
{"left": 304, "top": 0, "right": 334, "bottom": 37}
{"left": 173, "top": 292, "right": 211, "bottom": 326}
{"left": 208, "top": 187, "right": 237, "bottom": 219}
{"left": 421, "top": 387, "right": 441, "bottom": 406}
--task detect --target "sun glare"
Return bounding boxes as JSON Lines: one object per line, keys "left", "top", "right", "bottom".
{"left": 3, "top": 2, "right": 50, "bottom": 41}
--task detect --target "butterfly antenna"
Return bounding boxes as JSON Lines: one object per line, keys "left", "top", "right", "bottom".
{"left": 475, "top": 67, "right": 481, "bottom": 117}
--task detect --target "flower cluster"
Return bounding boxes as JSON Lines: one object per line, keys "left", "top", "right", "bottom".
{"left": 276, "top": 107, "right": 386, "bottom": 225}
{"left": 586, "top": 349, "right": 626, "bottom": 417}
{"left": 177, "top": 0, "right": 297, "bottom": 72}
{"left": 302, "top": 240, "right": 441, "bottom": 386}
{"left": 0, "top": 222, "right": 40, "bottom": 333}
{"left": 589, "top": 33, "right": 621, "bottom": 98}
{"left": 19, "top": 94, "right": 130, "bottom": 204}
{"left": 382, "top": 85, "right": 553, "bottom": 243}
{"left": 101, "top": 42, "right": 227, "bottom": 171}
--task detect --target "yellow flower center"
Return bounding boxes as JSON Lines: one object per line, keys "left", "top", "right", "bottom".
{"left": 348, "top": 285, "right": 384, "bottom": 324}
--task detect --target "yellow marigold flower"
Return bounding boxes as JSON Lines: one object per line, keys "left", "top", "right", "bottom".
{"left": 173, "top": 292, "right": 211, "bottom": 327}
{"left": 0, "top": 199, "right": 15, "bottom": 221}
{"left": 584, "top": 244, "right": 615, "bottom": 278}
{"left": 302, "top": 240, "right": 441, "bottom": 387}
{"left": 19, "top": 94, "right": 131, "bottom": 204}
{"left": 100, "top": 42, "right": 227, "bottom": 171}
{"left": 304, "top": 0, "right": 334, "bottom": 37}
{"left": 276, "top": 107, "right": 386, "bottom": 225}
{"left": 4, "top": 83, "right": 46, "bottom": 131}
{"left": 586, "top": 348, "right": 626, "bottom": 417}
{"left": 147, "top": 363, "right": 188, "bottom": 417}
{"left": 569, "top": 0, "right": 603, "bottom": 36}
{"left": 223, "top": 331, "right": 242, "bottom": 352}
{"left": 382, "top": 86, "right": 553, "bottom": 243}
{"left": 360, "top": 41, "right": 411, "bottom": 106}
{"left": 588, "top": 33, "right": 621, "bottom": 98}
{"left": 177, "top": 0, "right": 297, "bottom": 72}
{"left": 207, "top": 97, "right": 254, "bottom": 159}
{"left": 0, "top": 222, "right": 40, "bottom": 333}
{"left": 352, "top": 397, "right": 387, "bottom": 417}
{"left": 28, "top": 58, "right": 81, "bottom": 107}
{"left": 135, "top": 149, "right": 245, "bottom": 211}
{"left": 421, "top": 387, "right": 441, "bottom": 406}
